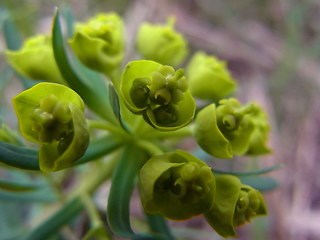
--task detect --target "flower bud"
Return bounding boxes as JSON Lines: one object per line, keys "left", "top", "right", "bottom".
{"left": 5, "top": 35, "right": 65, "bottom": 84}
{"left": 136, "top": 18, "right": 188, "bottom": 67}
{"left": 139, "top": 150, "right": 215, "bottom": 220}
{"left": 121, "top": 60, "right": 195, "bottom": 131}
{"left": 204, "top": 175, "right": 267, "bottom": 238}
{"left": 194, "top": 98, "right": 268, "bottom": 159}
{"left": 69, "top": 13, "right": 125, "bottom": 73}
{"left": 13, "top": 82, "right": 89, "bottom": 172}
{"left": 186, "top": 52, "right": 237, "bottom": 101}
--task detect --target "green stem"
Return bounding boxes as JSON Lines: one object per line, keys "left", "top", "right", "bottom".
{"left": 81, "top": 193, "right": 112, "bottom": 240}
{"left": 136, "top": 139, "right": 163, "bottom": 156}
{"left": 87, "top": 119, "right": 127, "bottom": 138}
{"left": 143, "top": 125, "right": 193, "bottom": 140}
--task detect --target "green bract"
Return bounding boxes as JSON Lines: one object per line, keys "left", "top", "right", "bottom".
{"left": 194, "top": 98, "right": 271, "bottom": 158}
{"left": 204, "top": 175, "right": 267, "bottom": 238}
{"left": 69, "top": 13, "right": 125, "bottom": 73}
{"left": 139, "top": 150, "right": 215, "bottom": 220}
{"left": 136, "top": 18, "right": 188, "bottom": 67}
{"left": 186, "top": 52, "right": 236, "bottom": 101}
{"left": 5, "top": 35, "right": 65, "bottom": 84}
{"left": 120, "top": 60, "right": 195, "bottom": 131}
{"left": 12, "top": 82, "right": 89, "bottom": 172}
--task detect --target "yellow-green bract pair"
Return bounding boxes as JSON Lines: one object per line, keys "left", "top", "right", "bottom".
{"left": 136, "top": 17, "right": 188, "bottom": 67}
{"left": 194, "top": 98, "right": 271, "bottom": 159}
{"left": 120, "top": 60, "right": 195, "bottom": 131}
{"left": 5, "top": 35, "right": 65, "bottom": 84}
{"left": 12, "top": 83, "right": 89, "bottom": 172}
{"left": 69, "top": 13, "right": 125, "bottom": 74}
{"left": 139, "top": 150, "right": 267, "bottom": 238}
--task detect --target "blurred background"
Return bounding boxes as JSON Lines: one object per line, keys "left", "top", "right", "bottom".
{"left": 1, "top": 0, "right": 320, "bottom": 239}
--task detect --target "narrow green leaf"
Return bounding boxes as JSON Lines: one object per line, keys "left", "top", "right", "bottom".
{"left": 107, "top": 144, "right": 159, "bottom": 239}
{"left": 0, "top": 186, "right": 56, "bottom": 202}
{"left": 2, "top": 14, "right": 36, "bottom": 89}
{"left": 239, "top": 176, "right": 279, "bottom": 192}
{"left": 108, "top": 84, "right": 121, "bottom": 123}
{"left": 0, "top": 135, "right": 121, "bottom": 171}
{"left": 22, "top": 197, "right": 83, "bottom": 240}
{"left": 61, "top": 5, "right": 74, "bottom": 39}
{"left": 0, "top": 179, "right": 39, "bottom": 192}
{"left": 0, "top": 140, "right": 39, "bottom": 170}
{"left": 3, "top": 15, "right": 22, "bottom": 50}
{"left": 146, "top": 214, "right": 175, "bottom": 240}
{"left": 213, "top": 164, "right": 284, "bottom": 176}
{"left": 52, "top": 9, "right": 116, "bottom": 124}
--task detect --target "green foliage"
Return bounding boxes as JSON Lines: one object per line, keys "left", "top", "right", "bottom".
{"left": 0, "top": 7, "right": 278, "bottom": 240}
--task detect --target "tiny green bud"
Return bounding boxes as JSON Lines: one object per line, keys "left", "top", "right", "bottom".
{"left": 130, "top": 78, "right": 151, "bottom": 108}
{"left": 6, "top": 35, "right": 65, "bottom": 84}
{"left": 186, "top": 52, "right": 237, "bottom": 101}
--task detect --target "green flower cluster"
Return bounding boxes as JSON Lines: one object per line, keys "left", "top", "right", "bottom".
{"left": 139, "top": 151, "right": 267, "bottom": 238}
{"left": 3, "top": 10, "right": 274, "bottom": 240}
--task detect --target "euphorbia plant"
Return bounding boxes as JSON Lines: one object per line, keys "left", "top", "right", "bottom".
{"left": 0, "top": 8, "right": 280, "bottom": 240}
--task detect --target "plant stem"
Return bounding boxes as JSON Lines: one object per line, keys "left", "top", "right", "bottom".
{"left": 136, "top": 139, "right": 163, "bottom": 155}
{"left": 81, "top": 193, "right": 112, "bottom": 240}
{"left": 87, "top": 119, "right": 127, "bottom": 138}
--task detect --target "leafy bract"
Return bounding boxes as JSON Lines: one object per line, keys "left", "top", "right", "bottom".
{"left": 13, "top": 82, "right": 89, "bottom": 172}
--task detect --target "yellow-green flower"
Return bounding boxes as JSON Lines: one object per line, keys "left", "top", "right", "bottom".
{"left": 139, "top": 150, "right": 215, "bottom": 220}
{"left": 186, "top": 52, "right": 236, "bottom": 101}
{"left": 136, "top": 18, "right": 188, "bottom": 67}
{"left": 69, "top": 13, "right": 125, "bottom": 74}
{"left": 6, "top": 35, "right": 65, "bottom": 84}
{"left": 12, "top": 82, "right": 89, "bottom": 172}
{"left": 121, "top": 60, "right": 195, "bottom": 131}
